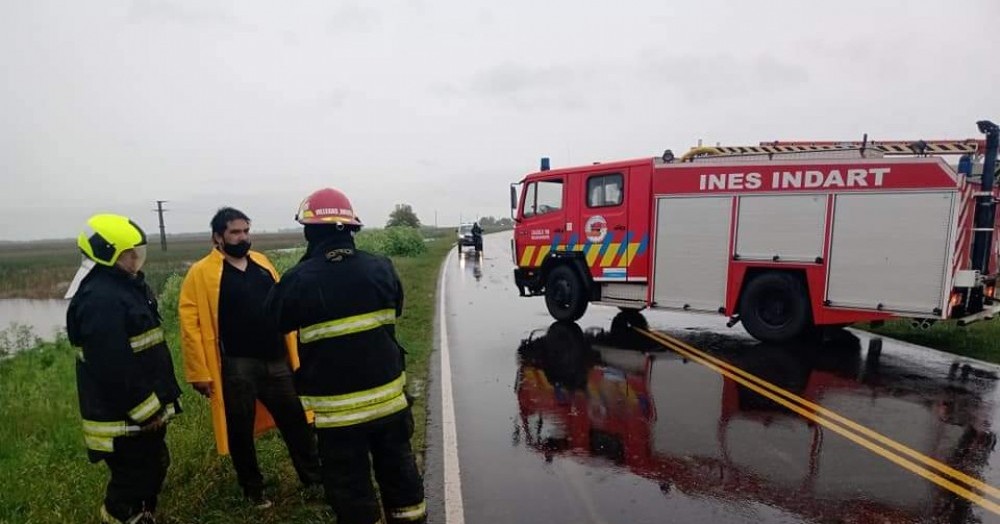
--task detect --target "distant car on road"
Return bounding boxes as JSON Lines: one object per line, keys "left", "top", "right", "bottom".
{"left": 457, "top": 222, "right": 483, "bottom": 253}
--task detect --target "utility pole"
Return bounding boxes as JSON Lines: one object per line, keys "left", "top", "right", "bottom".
{"left": 153, "top": 200, "right": 168, "bottom": 251}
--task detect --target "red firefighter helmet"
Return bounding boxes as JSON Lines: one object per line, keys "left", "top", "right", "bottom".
{"left": 295, "top": 187, "right": 363, "bottom": 226}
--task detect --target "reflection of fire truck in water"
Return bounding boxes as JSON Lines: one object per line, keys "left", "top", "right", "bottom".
{"left": 514, "top": 320, "right": 997, "bottom": 522}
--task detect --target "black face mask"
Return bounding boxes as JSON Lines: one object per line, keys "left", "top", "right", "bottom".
{"left": 222, "top": 240, "right": 251, "bottom": 258}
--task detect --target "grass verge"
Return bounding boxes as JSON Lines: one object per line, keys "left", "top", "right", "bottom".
{"left": 0, "top": 236, "right": 453, "bottom": 524}
{"left": 865, "top": 319, "right": 1000, "bottom": 363}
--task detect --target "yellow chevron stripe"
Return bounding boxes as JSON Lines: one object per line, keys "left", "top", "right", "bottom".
{"left": 519, "top": 246, "right": 536, "bottom": 267}
{"left": 532, "top": 245, "right": 551, "bottom": 266}
{"left": 616, "top": 242, "right": 636, "bottom": 268}
{"left": 621, "top": 242, "right": 641, "bottom": 267}
{"left": 586, "top": 244, "right": 602, "bottom": 266}
{"left": 600, "top": 243, "right": 620, "bottom": 267}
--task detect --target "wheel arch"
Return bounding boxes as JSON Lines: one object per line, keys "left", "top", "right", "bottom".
{"left": 541, "top": 251, "right": 597, "bottom": 301}
{"left": 734, "top": 266, "right": 811, "bottom": 316}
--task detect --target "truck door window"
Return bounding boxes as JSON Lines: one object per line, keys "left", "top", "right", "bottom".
{"left": 535, "top": 179, "right": 563, "bottom": 215}
{"left": 522, "top": 183, "right": 537, "bottom": 218}
{"left": 587, "top": 173, "right": 624, "bottom": 207}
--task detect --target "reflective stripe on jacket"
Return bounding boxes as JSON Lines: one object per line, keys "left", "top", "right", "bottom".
{"left": 301, "top": 371, "right": 407, "bottom": 428}
{"left": 82, "top": 403, "right": 178, "bottom": 452}
{"left": 66, "top": 266, "right": 182, "bottom": 460}
{"left": 266, "top": 236, "right": 408, "bottom": 429}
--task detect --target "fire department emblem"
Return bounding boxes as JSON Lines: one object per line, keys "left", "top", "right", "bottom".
{"left": 585, "top": 215, "right": 608, "bottom": 244}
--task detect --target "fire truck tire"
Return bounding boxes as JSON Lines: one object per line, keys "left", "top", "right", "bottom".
{"left": 545, "top": 265, "right": 588, "bottom": 322}
{"left": 739, "top": 271, "right": 812, "bottom": 343}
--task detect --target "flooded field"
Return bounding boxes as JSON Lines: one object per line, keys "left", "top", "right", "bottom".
{"left": 0, "top": 298, "right": 67, "bottom": 340}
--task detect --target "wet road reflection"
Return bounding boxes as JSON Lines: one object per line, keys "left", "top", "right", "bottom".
{"left": 457, "top": 250, "right": 483, "bottom": 282}
{"left": 435, "top": 234, "right": 1000, "bottom": 524}
{"left": 514, "top": 317, "right": 999, "bottom": 523}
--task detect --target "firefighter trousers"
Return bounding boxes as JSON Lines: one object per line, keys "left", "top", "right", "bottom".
{"left": 317, "top": 409, "right": 426, "bottom": 524}
{"left": 102, "top": 427, "right": 169, "bottom": 522}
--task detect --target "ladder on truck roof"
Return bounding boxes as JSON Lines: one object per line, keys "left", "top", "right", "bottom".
{"left": 677, "top": 138, "right": 987, "bottom": 162}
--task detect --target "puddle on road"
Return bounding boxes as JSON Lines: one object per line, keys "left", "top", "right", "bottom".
{"left": 511, "top": 313, "right": 999, "bottom": 523}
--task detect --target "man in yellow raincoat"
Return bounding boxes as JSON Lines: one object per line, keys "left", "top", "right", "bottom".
{"left": 179, "top": 207, "right": 320, "bottom": 508}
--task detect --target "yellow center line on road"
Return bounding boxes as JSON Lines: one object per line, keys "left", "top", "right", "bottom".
{"left": 636, "top": 328, "right": 1000, "bottom": 516}
{"left": 640, "top": 328, "right": 1000, "bottom": 499}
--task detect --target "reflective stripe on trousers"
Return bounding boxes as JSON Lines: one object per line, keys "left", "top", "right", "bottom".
{"left": 298, "top": 308, "right": 396, "bottom": 344}
{"left": 301, "top": 373, "right": 408, "bottom": 428}
{"left": 389, "top": 500, "right": 427, "bottom": 521}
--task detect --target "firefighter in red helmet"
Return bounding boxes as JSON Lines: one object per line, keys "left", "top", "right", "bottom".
{"left": 265, "top": 188, "right": 426, "bottom": 524}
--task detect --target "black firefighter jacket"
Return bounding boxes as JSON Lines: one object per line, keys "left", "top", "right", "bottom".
{"left": 265, "top": 236, "right": 408, "bottom": 431}
{"left": 66, "top": 266, "right": 182, "bottom": 461}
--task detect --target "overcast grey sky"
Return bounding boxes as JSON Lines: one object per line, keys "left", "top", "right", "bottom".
{"left": 2, "top": 0, "right": 998, "bottom": 241}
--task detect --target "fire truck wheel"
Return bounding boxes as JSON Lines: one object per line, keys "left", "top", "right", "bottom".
{"left": 739, "top": 271, "right": 812, "bottom": 343}
{"left": 545, "top": 265, "right": 588, "bottom": 322}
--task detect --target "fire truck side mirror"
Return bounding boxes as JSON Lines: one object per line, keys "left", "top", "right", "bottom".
{"left": 510, "top": 184, "right": 520, "bottom": 221}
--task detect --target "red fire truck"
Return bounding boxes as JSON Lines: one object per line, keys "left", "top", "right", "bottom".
{"left": 511, "top": 121, "right": 1000, "bottom": 342}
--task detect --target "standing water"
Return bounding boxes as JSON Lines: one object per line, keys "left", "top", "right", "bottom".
{"left": 0, "top": 299, "right": 68, "bottom": 355}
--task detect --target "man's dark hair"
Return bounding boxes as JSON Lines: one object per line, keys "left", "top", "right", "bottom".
{"left": 211, "top": 207, "right": 251, "bottom": 235}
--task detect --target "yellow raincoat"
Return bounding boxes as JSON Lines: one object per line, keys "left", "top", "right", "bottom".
{"left": 178, "top": 248, "right": 303, "bottom": 455}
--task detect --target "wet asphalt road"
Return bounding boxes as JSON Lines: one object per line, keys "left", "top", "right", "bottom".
{"left": 424, "top": 233, "right": 1000, "bottom": 524}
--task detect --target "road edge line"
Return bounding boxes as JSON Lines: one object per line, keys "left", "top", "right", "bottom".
{"left": 439, "top": 249, "right": 465, "bottom": 524}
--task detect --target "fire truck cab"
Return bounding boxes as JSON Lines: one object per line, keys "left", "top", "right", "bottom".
{"left": 511, "top": 121, "right": 1000, "bottom": 343}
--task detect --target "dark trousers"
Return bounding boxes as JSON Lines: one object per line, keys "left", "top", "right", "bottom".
{"left": 104, "top": 428, "right": 169, "bottom": 521}
{"left": 221, "top": 356, "right": 321, "bottom": 495}
{"left": 317, "top": 410, "right": 426, "bottom": 524}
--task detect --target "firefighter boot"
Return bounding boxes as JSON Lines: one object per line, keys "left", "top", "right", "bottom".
{"left": 100, "top": 505, "right": 156, "bottom": 524}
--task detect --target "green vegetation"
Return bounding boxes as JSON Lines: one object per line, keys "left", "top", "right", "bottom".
{"left": 386, "top": 204, "right": 420, "bottom": 229}
{"left": 0, "top": 233, "right": 305, "bottom": 299}
{"left": 356, "top": 227, "right": 426, "bottom": 257}
{"left": 865, "top": 320, "right": 1000, "bottom": 363}
{"left": 0, "top": 228, "right": 439, "bottom": 299}
{"left": 0, "top": 324, "right": 41, "bottom": 358}
{"left": 0, "top": 236, "right": 453, "bottom": 524}
{"left": 475, "top": 216, "right": 514, "bottom": 231}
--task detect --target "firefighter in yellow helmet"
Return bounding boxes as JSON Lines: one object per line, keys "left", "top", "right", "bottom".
{"left": 65, "top": 214, "right": 182, "bottom": 524}
{"left": 265, "top": 189, "right": 426, "bottom": 523}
